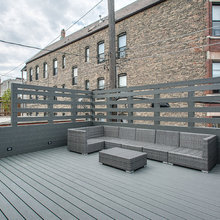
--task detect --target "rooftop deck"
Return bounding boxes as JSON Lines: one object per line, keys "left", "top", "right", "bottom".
{"left": 1, "top": 146, "right": 220, "bottom": 220}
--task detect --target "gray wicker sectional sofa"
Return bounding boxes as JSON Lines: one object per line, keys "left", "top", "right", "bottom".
{"left": 67, "top": 125, "right": 217, "bottom": 172}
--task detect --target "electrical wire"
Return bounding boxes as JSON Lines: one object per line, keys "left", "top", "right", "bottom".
{"left": 0, "top": 0, "right": 104, "bottom": 80}
{"left": 0, "top": 26, "right": 217, "bottom": 79}
{"left": 46, "top": 0, "right": 104, "bottom": 46}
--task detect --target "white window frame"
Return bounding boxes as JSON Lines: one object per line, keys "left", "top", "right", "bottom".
{"left": 72, "top": 66, "right": 78, "bottom": 85}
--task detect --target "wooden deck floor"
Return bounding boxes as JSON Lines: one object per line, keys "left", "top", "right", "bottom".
{"left": 1, "top": 146, "right": 220, "bottom": 220}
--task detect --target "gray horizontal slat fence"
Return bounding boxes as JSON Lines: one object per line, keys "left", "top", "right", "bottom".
{"left": 11, "top": 83, "right": 93, "bottom": 127}
{"left": 92, "top": 77, "right": 220, "bottom": 126}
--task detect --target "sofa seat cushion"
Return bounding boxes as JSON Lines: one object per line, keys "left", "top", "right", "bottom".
{"left": 87, "top": 138, "right": 105, "bottom": 145}
{"left": 143, "top": 143, "right": 177, "bottom": 152}
{"left": 121, "top": 141, "right": 143, "bottom": 152}
{"left": 169, "top": 147, "right": 203, "bottom": 159}
{"left": 93, "top": 136, "right": 123, "bottom": 149}
{"left": 168, "top": 148, "right": 207, "bottom": 171}
{"left": 87, "top": 138, "right": 104, "bottom": 153}
{"left": 142, "top": 144, "right": 178, "bottom": 162}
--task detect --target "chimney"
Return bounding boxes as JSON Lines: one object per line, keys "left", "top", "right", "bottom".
{"left": 60, "top": 29, "right": 65, "bottom": 39}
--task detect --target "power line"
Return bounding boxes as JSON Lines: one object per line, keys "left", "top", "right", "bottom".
{"left": 0, "top": 25, "right": 217, "bottom": 79}
{"left": 0, "top": 39, "right": 81, "bottom": 57}
{"left": 46, "top": 0, "right": 104, "bottom": 46}
{"left": 0, "top": 0, "right": 104, "bottom": 79}
{"left": 0, "top": 62, "right": 25, "bottom": 78}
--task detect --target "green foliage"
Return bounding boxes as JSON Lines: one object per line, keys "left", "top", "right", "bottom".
{"left": 2, "top": 89, "right": 11, "bottom": 115}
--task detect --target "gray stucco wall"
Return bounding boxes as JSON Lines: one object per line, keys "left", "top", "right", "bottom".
{"left": 0, "top": 122, "right": 91, "bottom": 158}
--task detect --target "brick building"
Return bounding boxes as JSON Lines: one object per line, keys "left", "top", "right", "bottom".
{"left": 24, "top": 0, "right": 220, "bottom": 123}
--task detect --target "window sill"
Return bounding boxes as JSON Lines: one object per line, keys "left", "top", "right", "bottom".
{"left": 207, "top": 35, "right": 220, "bottom": 39}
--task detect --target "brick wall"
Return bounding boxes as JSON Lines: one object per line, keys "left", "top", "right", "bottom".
{"left": 26, "top": 0, "right": 207, "bottom": 91}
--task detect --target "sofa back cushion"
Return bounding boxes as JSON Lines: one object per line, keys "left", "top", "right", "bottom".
{"left": 87, "top": 126, "right": 104, "bottom": 139}
{"left": 156, "top": 130, "right": 180, "bottom": 147}
{"left": 119, "top": 127, "right": 136, "bottom": 140}
{"left": 180, "top": 132, "right": 210, "bottom": 150}
{"left": 104, "top": 126, "right": 119, "bottom": 138}
{"left": 136, "top": 128, "right": 155, "bottom": 143}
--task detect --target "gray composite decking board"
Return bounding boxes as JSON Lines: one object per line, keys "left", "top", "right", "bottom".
{"left": 2, "top": 158, "right": 129, "bottom": 220}
{"left": 18, "top": 152, "right": 217, "bottom": 220}
{"left": 0, "top": 174, "right": 60, "bottom": 220}
{"left": 0, "top": 209, "right": 8, "bottom": 220}
{"left": 43, "top": 147, "right": 220, "bottom": 205}
{"left": 29, "top": 149, "right": 220, "bottom": 220}
{"left": 10, "top": 155, "right": 182, "bottom": 220}
{"left": 0, "top": 166, "right": 75, "bottom": 220}
{"left": 0, "top": 161, "right": 97, "bottom": 220}
{"left": 4, "top": 157, "right": 156, "bottom": 220}
{"left": 0, "top": 192, "right": 24, "bottom": 220}
{"left": 0, "top": 180, "right": 42, "bottom": 220}
{"left": 40, "top": 148, "right": 220, "bottom": 212}
{"left": 19, "top": 148, "right": 220, "bottom": 220}
{"left": 1, "top": 147, "right": 220, "bottom": 220}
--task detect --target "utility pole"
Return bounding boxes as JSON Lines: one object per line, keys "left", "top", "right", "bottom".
{"left": 108, "top": 0, "right": 116, "bottom": 89}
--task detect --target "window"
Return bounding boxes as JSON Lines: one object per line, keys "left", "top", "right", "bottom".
{"left": 118, "top": 73, "right": 127, "bottom": 88}
{"left": 43, "top": 63, "right": 48, "bottom": 78}
{"left": 118, "top": 33, "right": 126, "bottom": 58}
{"left": 98, "top": 77, "right": 105, "bottom": 90}
{"left": 72, "top": 66, "right": 78, "bottom": 85}
{"left": 212, "top": 4, "right": 220, "bottom": 36}
{"left": 212, "top": 62, "right": 220, "bottom": 93}
{"left": 85, "top": 80, "right": 89, "bottom": 90}
{"left": 85, "top": 46, "right": 89, "bottom": 62}
{"left": 29, "top": 68, "right": 33, "bottom": 82}
{"left": 35, "top": 66, "right": 39, "bottom": 80}
{"left": 97, "top": 41, "right": 105, "bottom": 63}
{"left": 62, "top": 55, "right": 66, "bottom": 68}
{"left": 53, "top": 59, "right": 57, "bottom": 76}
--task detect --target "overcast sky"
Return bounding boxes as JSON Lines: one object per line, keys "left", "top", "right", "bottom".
{"left": 0, "top": 0, "right": 136, "bottom": 82}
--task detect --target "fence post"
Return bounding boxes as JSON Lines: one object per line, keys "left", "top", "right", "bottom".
{"left": 128, "top": 90, "right": 133, "bottom": 124}
{"left": 91, "top": 92, "right": 95, "bottom": 124}
{"left": 71, "top": 91, "right": 77, "bottom": 123}
{"left": 11, "top": 83, "right": 17, "bottom": 127}
{"left": 154, "top": 88, "right": 160, "bottom": 126}
{"left": 47, "top": 88, "right": 53, "bottom": 124}
{"left": 188, "top": 91, "right": 195, "bottom": 127}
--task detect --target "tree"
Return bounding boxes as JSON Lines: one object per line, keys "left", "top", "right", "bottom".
{"left": 2, "top": 89, "right": 11, "bottom": 115}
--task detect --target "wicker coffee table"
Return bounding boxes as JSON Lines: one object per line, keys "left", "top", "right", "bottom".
{"left": 99, "top": 147, "right": 147, "bottom": 173}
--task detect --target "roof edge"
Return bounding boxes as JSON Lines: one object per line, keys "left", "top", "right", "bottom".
{"left": 26, "top": 0, "right": 166, "bottom": 64}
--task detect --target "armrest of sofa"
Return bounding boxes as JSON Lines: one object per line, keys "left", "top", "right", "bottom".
{"left": 203, "top": 135, "right": 217, "bottom": 160}
{"left": 67, "top": 128, "right": 88, "bottom": 154}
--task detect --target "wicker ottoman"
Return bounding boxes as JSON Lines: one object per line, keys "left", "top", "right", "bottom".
{"left": 99, "top": 147, "right": 147, "bottom": 173}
